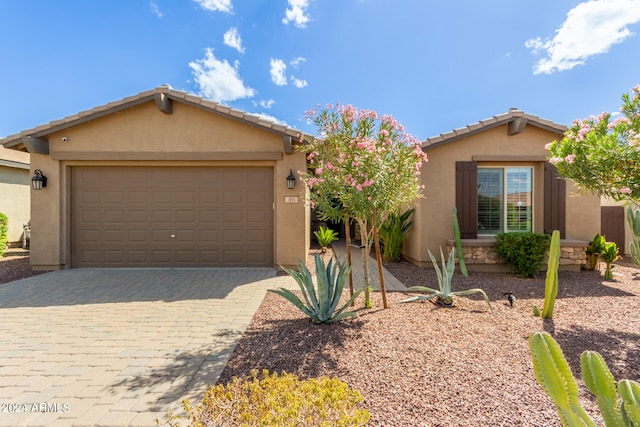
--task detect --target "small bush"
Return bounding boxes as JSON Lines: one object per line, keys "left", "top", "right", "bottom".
{"left": 0, "top": 212, "right": 8, "bottom": 257}
{"left": 495, "top": 232, "right": 551, "bottom": 277}
{"left": 379, "top": 208, "right": 414, "bottom": 262}
{"left": 162, "top": 369, "right": 370, "bottom": 427}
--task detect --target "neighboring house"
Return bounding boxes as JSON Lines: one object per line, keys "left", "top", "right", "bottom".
{"left": 0, "top": 146, "right": 30, "bottom": 244}
{"left": 0, "top": 86, "right": 309, "bottom": 270}
{"left": 404, "top": 109, "right": 601, "bottom": 271}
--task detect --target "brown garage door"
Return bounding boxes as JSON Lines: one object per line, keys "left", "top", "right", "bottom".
{"left": 71, "top": 166, "right": 274, "bottom": 268}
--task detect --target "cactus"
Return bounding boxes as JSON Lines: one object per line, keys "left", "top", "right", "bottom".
{"left": 529, "top": 332, "right": 596, "bottom": 426}
{"left": 534, "top": 230, "right": 560, "bottom": 319}
{"left": 529, "top": 331, "right": 640, "bottom": 427}
{"left": 627, "top": 207, "right": 640, "bottom": 267}
{"left": 452, "top": 206, "right": 469, "bottom": 277}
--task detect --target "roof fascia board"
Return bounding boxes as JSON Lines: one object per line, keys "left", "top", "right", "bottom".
{"left": 21, "top": 136, "right": 49, "bottom": 155}
{"left": 0, "top": 159, "right": 29, "bottom": 169}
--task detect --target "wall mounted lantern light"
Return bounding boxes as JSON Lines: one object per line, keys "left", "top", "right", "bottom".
{"left": 286, "top": 169, "right": 296, "bottom": 189}
{"left": 31, "top": 169, "right": 47, "bottom": 190}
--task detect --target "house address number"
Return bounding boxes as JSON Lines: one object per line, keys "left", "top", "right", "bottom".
{"left": 284, "top": 196, "right": 299, "bottom": 204}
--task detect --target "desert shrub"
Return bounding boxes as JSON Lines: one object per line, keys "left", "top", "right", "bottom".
{"left": 162, "top": 369, "right": 370, "bottom": 427}
{"left": 495, "top": 232, "right": 551, "bottom": 277}
{"left": 314, "top": 225, "right": 338, "bottom": 253}
{"left": 0, "top": 212, "right": 8, "bottom": 256}
{"left": 379, "top": 208, "right": 414, "bottom": 262}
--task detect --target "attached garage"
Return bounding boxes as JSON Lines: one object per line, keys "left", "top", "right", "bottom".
{"left": 71, "top": 166, "right": 274, "bottom": 268}
{"left": 0, "top": 86, "right": 309, "bottom": 270}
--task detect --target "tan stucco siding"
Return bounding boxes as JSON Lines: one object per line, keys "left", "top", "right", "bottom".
{"left": 0, "top": 166, "right": 30, "bottom": 242}
{"left": 27, "top": 99, "right": 309, "bottom": 270}
{"left": 406, "top": 124, "right": 599, "bottom": 266}
{"left": 50, "top": 102, "right": 284, "bottom": 156}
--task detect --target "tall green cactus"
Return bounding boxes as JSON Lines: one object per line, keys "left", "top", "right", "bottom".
{"left": 537, "top": 229, "right": 560, "bottom": 319}
{"left": 529, "top": 331, "right": 640, "bottom": 427}
{"left": 452, "top": 206, "right": 468, "bottom": 277}
{"left": 627, "top": 207, "right": 640, "bottom": 267}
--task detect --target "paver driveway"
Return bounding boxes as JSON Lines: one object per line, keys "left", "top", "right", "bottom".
{"left": 0, "top": 269, "right": 296, "bottom": 427}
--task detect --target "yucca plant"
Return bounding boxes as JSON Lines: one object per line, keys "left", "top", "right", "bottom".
{"left": 270, "top": 254, "right": 364, "bottom": 324}
{"left": 314, "top": 226, "right": 339, "bottom": 253}
{"left": 378, "top": 208, "right": 414, "bottom": 262}
{"left": 400, "top": 247, "right": 492, "bottom": 311}
{"left": 601, "top": 241, "right": 621, "bottom": 281}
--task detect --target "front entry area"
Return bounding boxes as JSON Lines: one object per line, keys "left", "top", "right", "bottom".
{"left": 71, "top": 166, "right": 274, "bottom": 268}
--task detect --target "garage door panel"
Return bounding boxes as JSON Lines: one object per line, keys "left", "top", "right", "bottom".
{"left": 72, "top": 166, "right": 273, "bottom": 268}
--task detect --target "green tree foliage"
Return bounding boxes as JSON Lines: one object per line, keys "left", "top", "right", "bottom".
{"left": 547, "top": 84, "right": 640, "bottom": 205}
{"left": 301, "top": 103, "right": 428, "bottom": 308}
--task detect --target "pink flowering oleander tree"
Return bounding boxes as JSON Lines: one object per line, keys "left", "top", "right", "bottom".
{"left": 546, "top": 84, "right": 640, "bottom": 205}
{"left": 301, "top": 103, "right": 428, "bottom": 309}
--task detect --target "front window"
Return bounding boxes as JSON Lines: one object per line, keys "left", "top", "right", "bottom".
{"left": 478, "top": 167, "right": 532, "bottom": 234}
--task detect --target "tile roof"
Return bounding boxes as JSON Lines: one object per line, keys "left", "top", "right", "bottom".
{"left": 1, "top": 86, "right": 305, "bottom": 152}
{"left": 422, "top": 108, "right": 567, "bottom": 149}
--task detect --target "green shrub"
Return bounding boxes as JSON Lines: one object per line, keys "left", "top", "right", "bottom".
{"left": 585, "top": 233, "right": 606, "bottom": 271}
{"left": 601, "top": 241, "right": 621, "bottom": 281}
{"left": 162, "top": 369, "right": 370, "bottom": 427}
{"left": 495, "top": 232, "right": 551, "bottom": 277}
{"left": 0, "top": 212, "right": 8, "bottom": 257}
{"left": 314, "top": 225, "right": 338, "bottom": 253}
{"left": 379, "top": 208, "right": 414, "bottom": 262}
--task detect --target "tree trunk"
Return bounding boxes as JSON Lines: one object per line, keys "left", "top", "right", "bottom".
{"left": 344, "top": 217, "right": 355, "bottom": 305}
{"left": 373, "top": 223, "right": 388, "bottom": 309}
{"left": 358, "top": 218, "right": 373, "bottom": 308}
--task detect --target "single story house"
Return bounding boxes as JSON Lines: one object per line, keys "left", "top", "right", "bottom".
{"left": 2, "top": 88, "right": 605, "bottom": 273}
{"left": 0, "top": 86, "right": 308, "bottom": 270}
{"left": 0, "top": 146, "right": 30, "bottom": 243}
{"left": 404, "top": 109, "right": 601, "bottom": 271}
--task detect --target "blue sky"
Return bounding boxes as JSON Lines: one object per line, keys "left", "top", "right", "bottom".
{"left": 1, "top": 0, "right": 640, "bottom": 140}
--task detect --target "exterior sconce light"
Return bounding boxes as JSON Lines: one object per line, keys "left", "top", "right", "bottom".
{"left": 286, "top": 169, "right": 296, "bottom": 189}
{"left": 31, "top": 169, "right": 47, "bottom": 190}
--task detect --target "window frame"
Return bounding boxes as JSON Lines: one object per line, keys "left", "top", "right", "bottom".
{"left": 477, "top": 166, "right": 534, "bottom": 235}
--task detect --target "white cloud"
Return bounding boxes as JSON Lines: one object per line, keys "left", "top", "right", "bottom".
{"left": 291, "top": 76, "right": 308, "bottom": 88}
{"left": 270, "top": 58, "right": 287, "bottom": 85}
{"left": 150, "top": 1, "right": 163, "bottom": 17}
{"left": 189, "top": 48, "right": 255, "bottom": 102}
{"left": 223, "top": 27, "right": 244, "bottom": 53}
{"left": 193, "top": 0, "right": 232, "bottom": 13}
{"left": 290, "top": 56, "right": 306, "bottom": 68}
{"left": 525, "top": 0, "right": 640, "bottom": 74}
{"left": 260, "top": 99, "right": 275, "bottom": 109}
{"left": 251, "top": 112, "right": 288, "bottom": 126}
{"left": 282, "top": 0, "right": 311, "bottom": 28}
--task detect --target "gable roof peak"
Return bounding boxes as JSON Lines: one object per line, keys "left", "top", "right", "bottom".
{"left": 1, "top": 86, "right": 305, "bottom": 152}
{"left": 422, "top": 109, "right": 566, "bottom": 149}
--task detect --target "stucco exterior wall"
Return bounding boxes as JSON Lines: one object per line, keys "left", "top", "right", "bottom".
{"left": 0, "top": 166, "right": 30, "bottom": 242}
{"left": 28, "top": 100, "right": 309, "bottom": 269}
{"left": 405, "top": 124, "right": 600, "bottom": 267}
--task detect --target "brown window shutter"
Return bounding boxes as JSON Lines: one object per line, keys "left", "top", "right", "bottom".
{"left": 544, "top": 162, "right": 566, "bottom": 238}
{"left": 456, "top": 161, "right": 478, "bottom": 239}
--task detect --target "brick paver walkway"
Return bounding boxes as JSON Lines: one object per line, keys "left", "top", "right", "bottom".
{"left": 0, "top": 269, "right": 296, "bottom": 427}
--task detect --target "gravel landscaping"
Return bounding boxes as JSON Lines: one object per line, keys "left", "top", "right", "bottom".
{"left": 218, "top": 250, "right": 640, "bottom": 427}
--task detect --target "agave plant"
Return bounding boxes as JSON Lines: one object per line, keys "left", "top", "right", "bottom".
{"left": 314, "top": 226, "right": 339, "bottom": 253}
{"left": 400, "top": 247, "right": 492, "bottom": 311}
{"left": 270, "top": 254, "right": 363, "bottom": 324}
